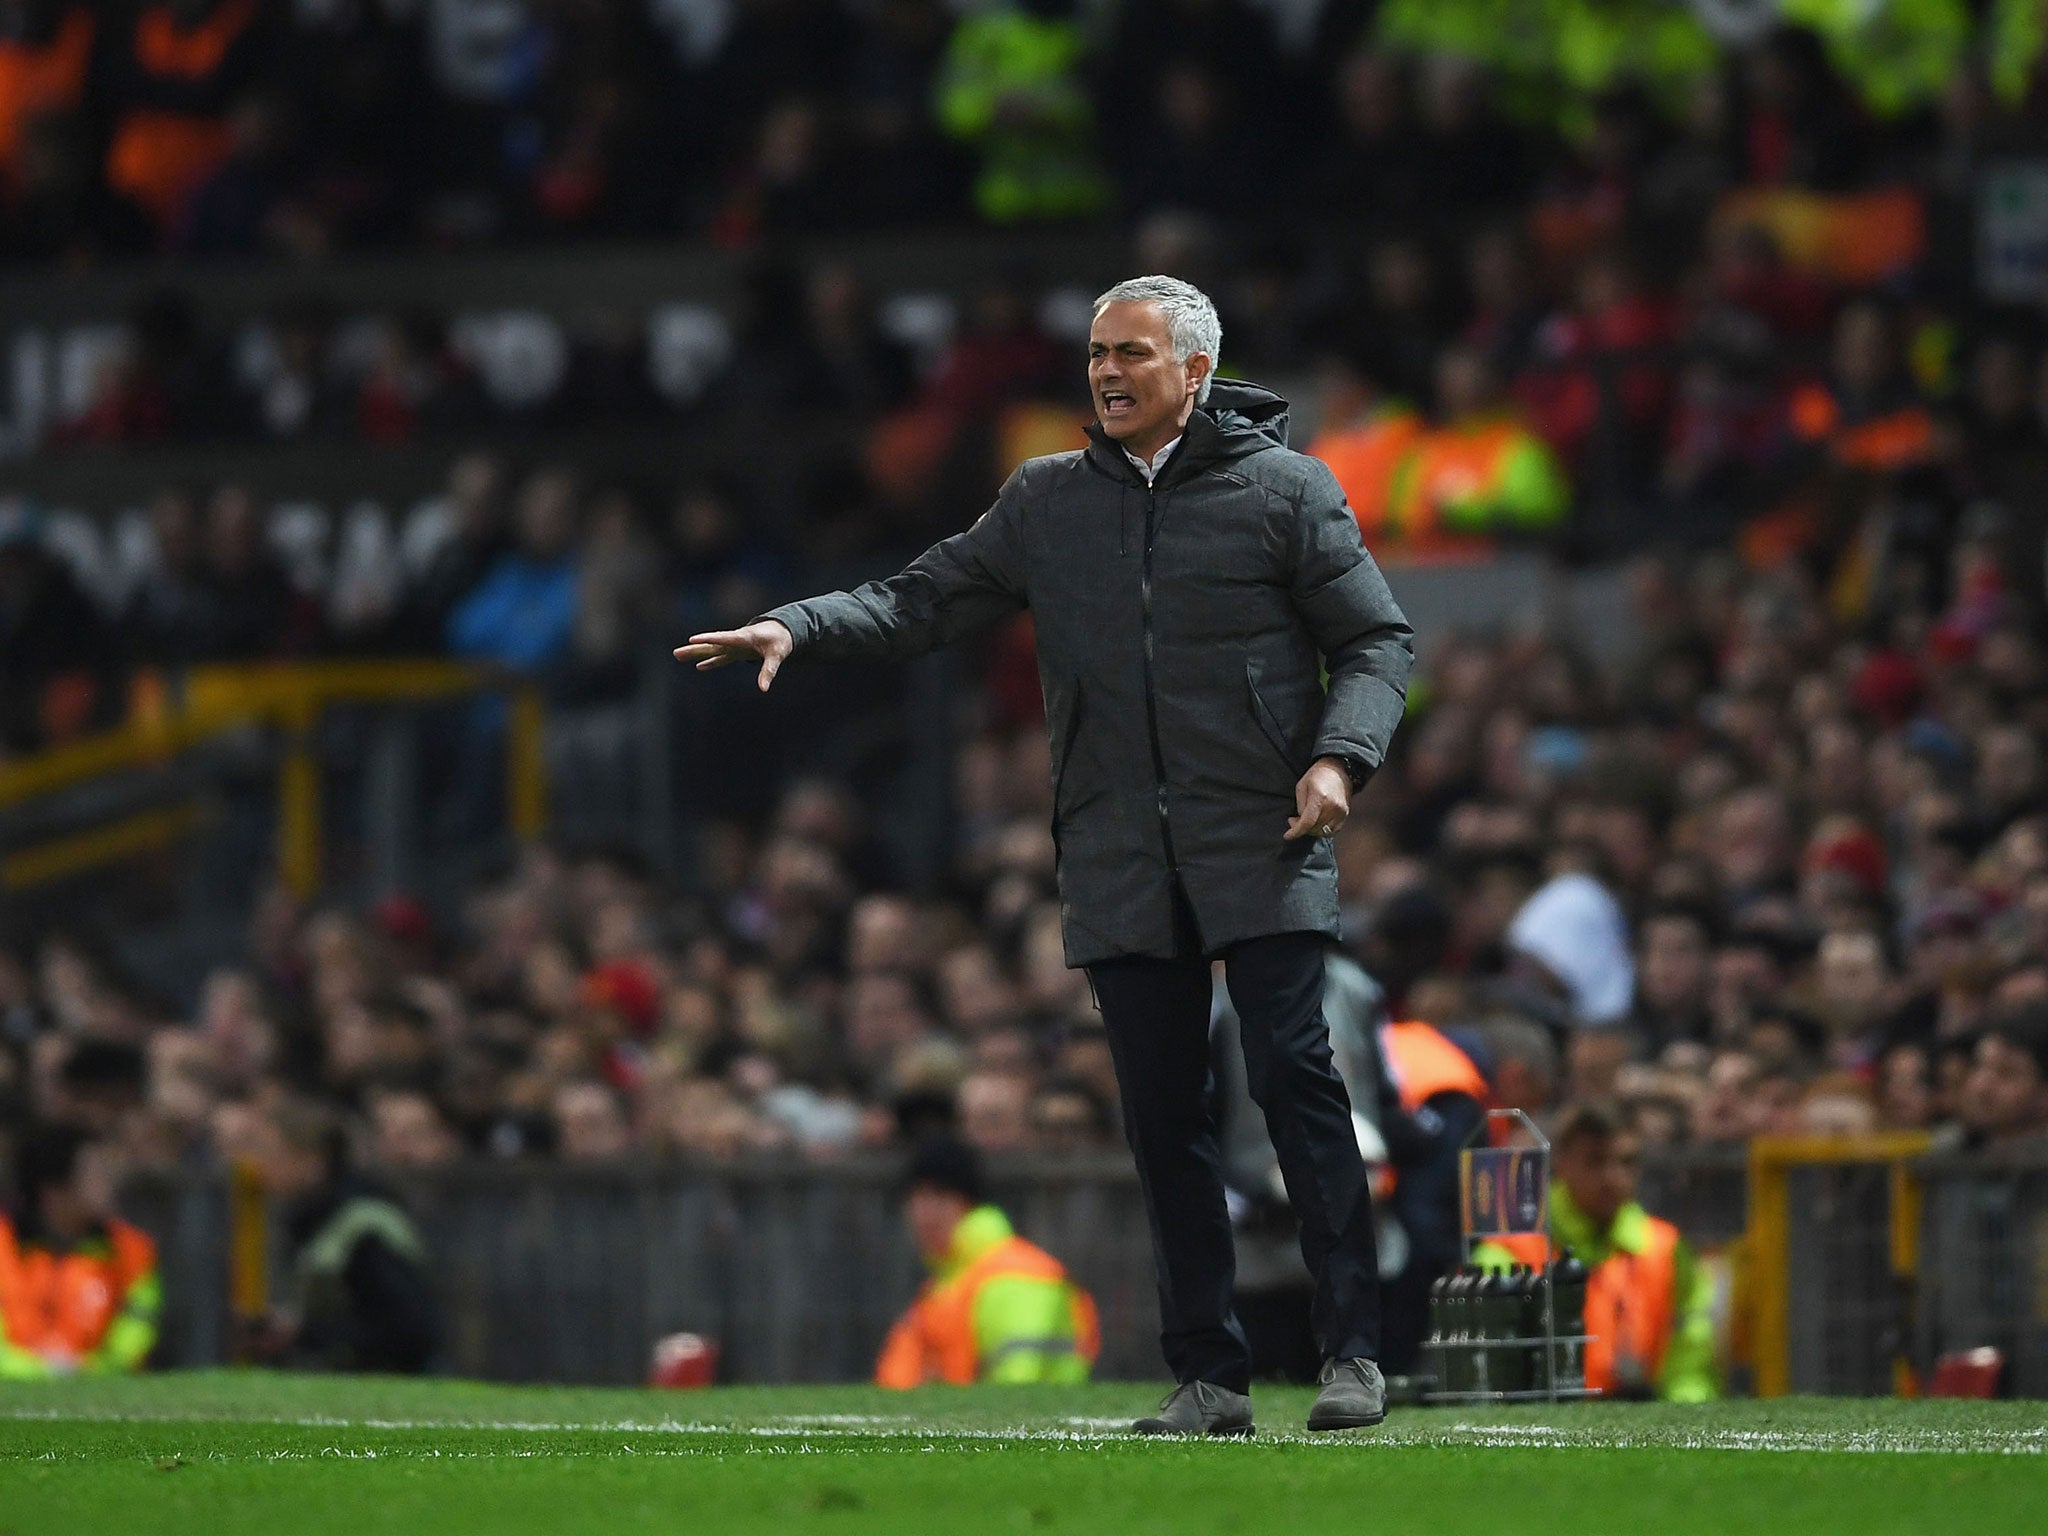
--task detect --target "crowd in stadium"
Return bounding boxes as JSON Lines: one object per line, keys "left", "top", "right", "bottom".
{"left": 8, "top": 2, "right": 2048, "bottom": 1185}
{"left": 10, "top": 509, "right": 2048, "bottom": 1175}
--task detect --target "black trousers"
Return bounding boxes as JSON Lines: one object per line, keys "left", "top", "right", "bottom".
{"left": 1090, "top": 930, "right": 1381, "bottom": 1392}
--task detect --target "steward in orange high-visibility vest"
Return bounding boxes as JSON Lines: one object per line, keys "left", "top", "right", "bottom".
{"left": 0, "top": 3, "right": 94, "bottom": 192}
{"left": 1371, "top": 1016, "right": 1495, "bottom": 1374}
{"left": 1307, "top": 355, "right": 1427, "bottom": 547}
{"left": 1787, "top": 300, "right": 1941, "bottom": 475}
{"left": 0, "top": 1128, "right": 160, "bottom": 1378}
{"left": 1377, "top": 1019, "right": 1491, "bottom": 1118}
{"left": 1473, "top": 1102, "right": 1718, "bottom": 1402}
{"left": 1787, "top": 382, "right": 1938, "bottom": 473}
{"left": 104, "top": 0, "right": 265, "bottom": 226}
{"left": 1385, "top": 347, "right": 1568, "bottom": 561}
{"left": 876, "top": 1138, "right": 1099, "bottom": 1387}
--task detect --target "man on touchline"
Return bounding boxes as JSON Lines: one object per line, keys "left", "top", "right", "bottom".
{"left": 677, "top": 275, "right": 1414, "bottom": 1435}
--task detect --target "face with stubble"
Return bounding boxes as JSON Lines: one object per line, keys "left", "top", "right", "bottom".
{"left": 1089, "top": 301, "right": 1209, "bottom": 462}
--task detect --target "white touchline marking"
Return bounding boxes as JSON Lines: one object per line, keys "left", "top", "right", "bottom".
{"left": 0, "top": 1407, "right": 2040, "bottom": 1456}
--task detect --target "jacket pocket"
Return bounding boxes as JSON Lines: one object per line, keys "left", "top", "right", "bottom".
{"left": 1246, "top": 660, "right": 1305, "bottom": 776}
{"left": 1050, "top": 682, "right": 1084, "bottom": 816}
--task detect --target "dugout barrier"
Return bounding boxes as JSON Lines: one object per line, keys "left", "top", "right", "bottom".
{"left": 114, "top": 1145, "right": 2046, "bottom": 1392}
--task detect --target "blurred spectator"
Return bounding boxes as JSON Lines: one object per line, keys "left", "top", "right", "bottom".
{"left": 1788, "top": 302, "right": 1942, "bottom": 477}
{"left": 446, "top": 467, "right": 580, "bottom": 671}
{"left": 399, "top": 452, "right": 507, "bottom": 645}
{"left": 956, "top": 1068, "right": 1033, "bottom": 1154}
{"left": 1948, "top": 1010, "right": 2048, "bottom": 1151}
{"left": 367, "top": 1087, "right": 461, "bottom": 1170}
{"left": 552, "top": 1078, "right": 632, "bottom": 1161}
{"left": 1506, "top": 843, "right": 1635, "bottom": 1028}
{"left": 240, "top": 1099, "right": 439, "bottom": 1373}
{"left": 191, "top": 484, "right": 318, "bottom": 660}
{"left": 1306, "top": 51, "right": 1427, "bottom": 233}
{"left": 0, "top": 498, "right": 118, "bottom": 752}
{"left": 1630, "top": 903, "right": 1715, "bottom": 1053}
{"left": 1029, "top": 1076, "right": 1112, "bottom": 1152}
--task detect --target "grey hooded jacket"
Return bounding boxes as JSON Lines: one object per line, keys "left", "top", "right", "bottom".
{"left": 766, "top": 379, "right": 1414, "bottom": 967}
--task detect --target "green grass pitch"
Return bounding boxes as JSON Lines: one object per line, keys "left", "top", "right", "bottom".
{"left": 2, "top": 1375, "right": 2043, "bottom": 1535}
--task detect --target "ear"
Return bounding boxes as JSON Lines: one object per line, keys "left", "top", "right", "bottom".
{"left": 1186, "top": 352, "right": 1212, "bottom": 398}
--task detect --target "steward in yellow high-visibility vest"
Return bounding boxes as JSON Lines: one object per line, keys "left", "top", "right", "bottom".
{"left": 0, "top": 1127, "right": 159, "bottom": 1378}
{"left": 1385, "top": 347, "right": 1569, "bottom": 559}
{"left": 1376, "top": 0, "right": 1716, "bottom": 135}
{"left": 1780, "top": 0, "right": 1972, "bottom": 118}
{"left": 934, "top": 0, "right": 1109, "bottom": 223}
{"left": 1473, "top": 1102, "right": 1718, "bottom": 1402}
{"left": 1990, "top": 0, "right": 2046, "bottom": 105}
{"left": 876, "top": 1138, "right": 1099, "bottom": 1387}
{"left": 1307, "top": 355, "right": 1425, "bottom": 547}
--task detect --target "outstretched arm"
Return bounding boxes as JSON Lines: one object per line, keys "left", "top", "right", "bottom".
{"left": 675, "top": 471, "right": 1031, "bottom": 690}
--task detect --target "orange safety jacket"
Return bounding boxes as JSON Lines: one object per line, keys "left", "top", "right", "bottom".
{"left": 105, "top": 0, "right": 258, "bottom": 224}
{"left": 1787, "top": 383, "right": 1937, "bottom": 472}
{"left": 1309, "top": 404, "right": 1425, "bottom": 544}
{"left": 1384, "top": 416, "right": 1569, "bottom": 562}
{"left": 1379, "top": 1020, "right": 1492, "bottom": 1115}
{"left": 0, "top": 6, "right": 93, "bottom": 185}
{"left": 1485, "top": 1215, "right": 1681, "bottom": 1397}
{"left": 0, "top": 1212, "right": 157, "bottom": 1359}
{"left": 875, "top": 1206, "right": 1100, "bottom": 1388}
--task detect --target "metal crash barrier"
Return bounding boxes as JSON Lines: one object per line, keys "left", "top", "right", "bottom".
{"left": 0, "top": 660, "right": 550, "bottom": 901}
{"left": 110, "top": 1146, "right": 2047, "bottom": 1390}
{"left": 1916, "top": 1148, "right": 2048, "bottom": 1398}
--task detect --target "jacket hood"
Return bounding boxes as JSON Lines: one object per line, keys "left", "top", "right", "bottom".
{"left": 1083, "top": 377, "right": 1291, "bottom": 482}
{"left": 1199, "top": 378, "right": 1290, "bottom": 454}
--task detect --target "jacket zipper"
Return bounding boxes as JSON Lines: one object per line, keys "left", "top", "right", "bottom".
{"left": 1140, "top": 485, "right": 1183, "bottom": 891}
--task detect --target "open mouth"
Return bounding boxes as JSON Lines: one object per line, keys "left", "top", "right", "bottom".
{"left": 1099, "top": 390, "right": 1135, "bottom": 418}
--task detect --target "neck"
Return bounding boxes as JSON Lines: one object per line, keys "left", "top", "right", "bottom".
{"left": 1124, "top": 416, "right": 1189, "bottom": 466}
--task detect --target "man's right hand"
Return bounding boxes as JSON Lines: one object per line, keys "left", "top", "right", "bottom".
{"left": 673, "top": 620, "right": 794, "bottom": 692}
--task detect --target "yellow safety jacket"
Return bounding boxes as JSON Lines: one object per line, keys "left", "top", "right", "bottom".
{"left": 1386, "top": 414, "right": 1570, "bottom": 558}
{"left": 1475, "top": 1185, "right": 1719, "bottom": 1402}
{"left": 876, "top": 1204, "right": 1100, "bottom": 1387}
{"left": 0, "top": 1214, "right": 161, "bottom": 1377}
{"left": 935, "top": 9, "right": 1108, "bottom": 222}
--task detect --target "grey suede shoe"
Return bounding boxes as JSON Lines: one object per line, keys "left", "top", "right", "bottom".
{"left": 1132, "top": 1380, "right": 1255, "bottom": 1437}
{"left": 1307, "top": 1358, "right": 1387, "bottom": 1431}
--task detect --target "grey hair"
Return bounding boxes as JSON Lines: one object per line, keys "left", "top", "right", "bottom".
{"left": 1092, "top": 276, "right": 1222, "bottom": 404}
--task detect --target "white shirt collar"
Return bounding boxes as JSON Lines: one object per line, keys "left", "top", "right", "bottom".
{"left": 1124, "top": 436, "right": 1182, "bottom": 484}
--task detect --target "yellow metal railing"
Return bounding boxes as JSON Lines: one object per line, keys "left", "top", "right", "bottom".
{"left": 1744, "top": 1133, "right": 1930, "bottom": 1398}
{"left": 0, "top": 661, "right": 550, "bottom": 896}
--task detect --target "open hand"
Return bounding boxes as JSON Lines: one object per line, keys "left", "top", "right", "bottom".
{"left": 1283, "top": 757, "right": 1350, "bottom": 842}
{"left": 673, "top": 620, "right": 794, "bottom": 692}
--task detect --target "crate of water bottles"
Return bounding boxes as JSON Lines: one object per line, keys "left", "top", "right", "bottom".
{"left": 1420, "top": 1254, "right": 1600, "bottom": 1403}
{"left": 1420, "top": 1108, "right": 1601, "bottom": 1404}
